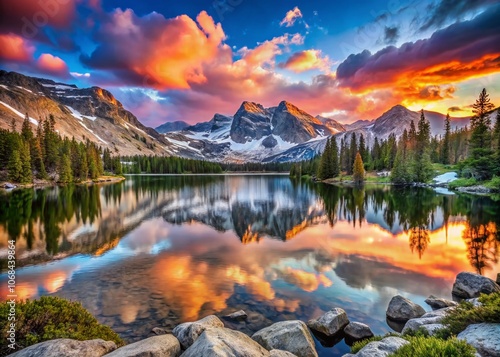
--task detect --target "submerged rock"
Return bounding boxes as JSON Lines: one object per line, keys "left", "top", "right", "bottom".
{"left": 224, "top": 310, "right": 248, "bottom": 321}
{"left": 105, "top": 335, "right": 180, "bottom": 357}
{"left": 345, "top": 336, "right": 409, "bottom": 357}
{"left": 151, "top": 327, "right": 168, "bottom": 335}
{"left": 452, "top": 272, "right": 500, "bottom": 299}
{"left": 424, "top": 295, "right": 458, "bottom": 309}
{"left": 386, "top": 295, "right": 426, "bottom": 322}
{"left": 344, "top": 322, "right": 374, "bottom": 341}
{"left": 252, "top": 320, "right": 318, "bottom": 357}
{"left": 182, "top": 328, "right": 269, "bottom": 357}
{"left": 8, "top": 339, "right": 117, "bottom": 357}
{"left": 172, "top": 315, "right": 224, "bottom": 349}
{"left": 457, "top": 323, "right": 500, "bottom": 357}
{"left": 307, "top": 308, "right": 349, "bottom": 337}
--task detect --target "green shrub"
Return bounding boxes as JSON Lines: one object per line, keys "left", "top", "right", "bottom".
{"left": 0, "top": 296, "right": 124, "bottom": 356}
{"left": 436, "top": 292, "right": 500, "bottom": 339}
{"left": 390, "top": 336, "right": 476, "bottom": 357}
{"left": 448, "top": 177, "right": 477, "bottom": 189}
{"left": 485, "top": 175, "right": 500, "bottom": 191}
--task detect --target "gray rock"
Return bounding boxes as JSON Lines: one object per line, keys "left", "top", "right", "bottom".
{"left": 270, "top": 350, "right": 298, "bottom": 357}
{"left": 386, "top": 295, "right": 426, "bottom": 322}
{"left": 8, "top": 339, "right": 116, "bottom": 357}
{"left": 172, "top": 315, "right": 224, "bottom": 349}
{"left": 3, "top": 183, "right": 16, "bottom": 189}
{"left": 351, "top": 336, "right": 409, "bottom": 357}
{"left": 344, "top": 322, "right": 374, "bottom": 340}
{"left": 307, "top": 308, "right": 349, "bottom": 336}
{"left": 452, "top": 272, "right": 500, "bottom": 298}
{"left": 424, "top": 295, "right": 458, "bottom": 309}
{"left": 182, "top": 328, "right": 269, "bottom": 357}
{"left": 401, "top": 307, "right": 453, "bottom": 335}
{"left": 271, "top": 101, "right": 324, "bottom": 144}
{"left": 224, "top": 310, "right": 248, "bottom": 321}
{"left": 252, "top": 320, "right": 318, "bottom": 357}
{"left": 151, "top": 327, "right": 168, "bottom": 335}
{"left": 458, "top": 323, "right": 500, "bottom": 357}
{"left": 105, "top": 335, "right": 180, "bottom": 357}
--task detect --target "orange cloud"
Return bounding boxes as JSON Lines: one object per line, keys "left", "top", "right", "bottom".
{"left": 280, "top": 50, "right": 332, "bottom": 73}
{"left": 0, "top": 34, "right": 34, "bottom": 62}
{"left": 81, "top": 9, "right": 228, "bottom": 90}
{"left": 280, "top": 7, "right": 303, "bottom": 27}
{"left": 37, "top": 53, "right": 70, "bottom": 76}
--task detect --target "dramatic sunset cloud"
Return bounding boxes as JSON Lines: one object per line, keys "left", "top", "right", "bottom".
{"left": 336, "top": 5, "right": 500, "bottom": 105}
{"left": 0, "top": 34, "right": 34, "bottom": 62}
{"left": 81, "top": 9, "right": 227, "bottom": 90}
{"left": 280, "top": 50, "right": 332, "bottom": 73}
{"left": 37, "top": 53, "right": 70, "bottom": 77}
{"left": 280, "top": 7, "right": 303, "bottom": 27}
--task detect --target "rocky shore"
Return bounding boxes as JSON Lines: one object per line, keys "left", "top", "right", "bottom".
{"left": 9, "top": 271, "right": 500, "bottom": 357}
{"left": 1, "top": 175, "right": 125, "bottom": 190}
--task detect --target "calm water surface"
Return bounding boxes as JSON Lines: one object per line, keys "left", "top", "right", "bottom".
{"left": 1, "top": 175, "right": 499, "bottom": 356}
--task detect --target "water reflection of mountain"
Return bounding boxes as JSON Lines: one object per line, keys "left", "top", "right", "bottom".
{"left": 0, "top": 176, "right": 499, "bottom": 273}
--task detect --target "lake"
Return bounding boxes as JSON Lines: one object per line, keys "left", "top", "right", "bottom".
{"left": 1, "top": 175, "right": 499, "bottom": 356}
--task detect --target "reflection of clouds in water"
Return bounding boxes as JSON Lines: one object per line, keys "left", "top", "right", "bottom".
{"left": 276, "top": 267, "right": 333, "bottom": 292}
{"left": 120, "top": 218, "right": 171, "bottom": 254}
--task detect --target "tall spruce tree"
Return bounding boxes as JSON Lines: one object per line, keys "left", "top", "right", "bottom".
{"left": 348, "top": 133, "right": 357, "bottom": 174}
{"left": 352, "top": 152, "right": 365, "bottom": 184}
{"left": 412, "top": 110, "right": 433, "bottom": 183}
{"left": 441, "top": 113, "right": 451, "bottom": 164}
{"left": 494, "top": 109, "right": 500, "bottom": 175}
{"left": 331, "top": 137, "right": 340, "bottom": 177}
{"left": 468, "top": 88, "right": 495, "bottom": 180}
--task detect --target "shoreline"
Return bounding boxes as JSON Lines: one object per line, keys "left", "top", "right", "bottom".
{"left": 0, "top": 175, "right": 125, "bottom": 190}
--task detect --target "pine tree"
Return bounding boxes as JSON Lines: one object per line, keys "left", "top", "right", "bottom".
{"left": 468, "top": 88, "right": 495, "bottom": 180}
{"left": 352, "top": 152, "right": 365, "bottom": 184}
{"left": 318, "top": 138, "right": 334, "bottom": 180}
{"left": 58, "top": 153, "right": 73, "bottom": 183}
{"left": 412, "top": 110, "right": 433, "bottom": 183}
{"left": 441, "top": 113, "right": 451, "bottom": 164}
{"left": 348, "top": 133, "right": 357, "bottom": 174}
{"left": 331, "top": 138, "right": 340, "bottom": 177}
{"left": 391, "top": 139, "right": 411, "bottom": 184}
{"left": 8, "top": 149, "right": 22, "bottom": 182}
{"left": 494, "top": 109, "right": 500, "bottom": 175}
{"left": 21, "top": 113, "right": 33, "bottom": 142}
{"left": 20, "top": 142, "right": 32, "bottom": 183}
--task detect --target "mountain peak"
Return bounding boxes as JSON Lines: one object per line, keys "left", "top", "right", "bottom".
{"left": 239, "top": 101, "right": 265, "bottom": 114}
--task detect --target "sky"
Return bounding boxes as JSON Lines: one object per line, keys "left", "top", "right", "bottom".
{"left": 0, "top": 0, "right": 499, "bottom": 127}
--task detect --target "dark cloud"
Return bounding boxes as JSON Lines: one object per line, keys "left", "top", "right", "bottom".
{"left": 420, "top": 0, "right": 496, "bottom": 31}
{"left": 448, "top": 106, "right": 468, "bottom": 112}
{"left": 336, "top": 5, "right": 500, "bottom": 93}
{"left": 383, "top": 26, "right": 399, "bottom": 44}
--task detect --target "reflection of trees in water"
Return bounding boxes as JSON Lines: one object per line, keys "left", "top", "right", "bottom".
{"left": 409, "top": 226, "right": 430, "bottom": 259}
{"left": 0, "top": 185, "right": 102, "bottom": 256}
{"left": 462, "top": 223, "right": 499, "bottom": 274}
{"left": 313, "top": 183, "right": 500, "bottom": 268}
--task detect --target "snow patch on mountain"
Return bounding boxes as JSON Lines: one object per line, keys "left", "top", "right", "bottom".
{"left": 0, "top": 100, "right": 39, "bottom": 125}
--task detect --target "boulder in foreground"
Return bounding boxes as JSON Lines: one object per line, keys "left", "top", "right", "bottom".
{"left": 386, "top": 295, "right": 425, "bottom": 322}
{"left": 105, "top": 335, "right": 180, "bottom": 357}
{"left": 252, "top": 320, "right": 318, "bottom": 357}
{"left": 457, "top": 323, "right": 500, "bottom": 357}
{"left": 172, "top": 315, "right": 224, "bottom": 349}
{"left": 8, "top": 338, "right": 116, "bottom": 357}
{"left": 344, "top": 336, "right": 409, "bottom": 357}
{"left": 307, "top": 308, "right": 349, "bottom": 336}
{"left": 182, "top": 328, "right": 269, "bottom": 357}
{"left": 344, "top": 322, "right": 374, "bottom": 341}
{"left": 452, "top": 272, "right": 500, "bottom": 299}
{"left": 424, "top": 295, "right": 458, "bottom": 309}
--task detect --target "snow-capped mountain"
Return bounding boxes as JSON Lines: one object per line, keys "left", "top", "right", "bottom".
{"left": 0, "top": 70, "right": 197, "bottom": 157}
{"left": 155, "top": 120, "right": 189, "bottom": 133}
{"left": 161, "top": 100, "right": 345, "bottom": 162}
